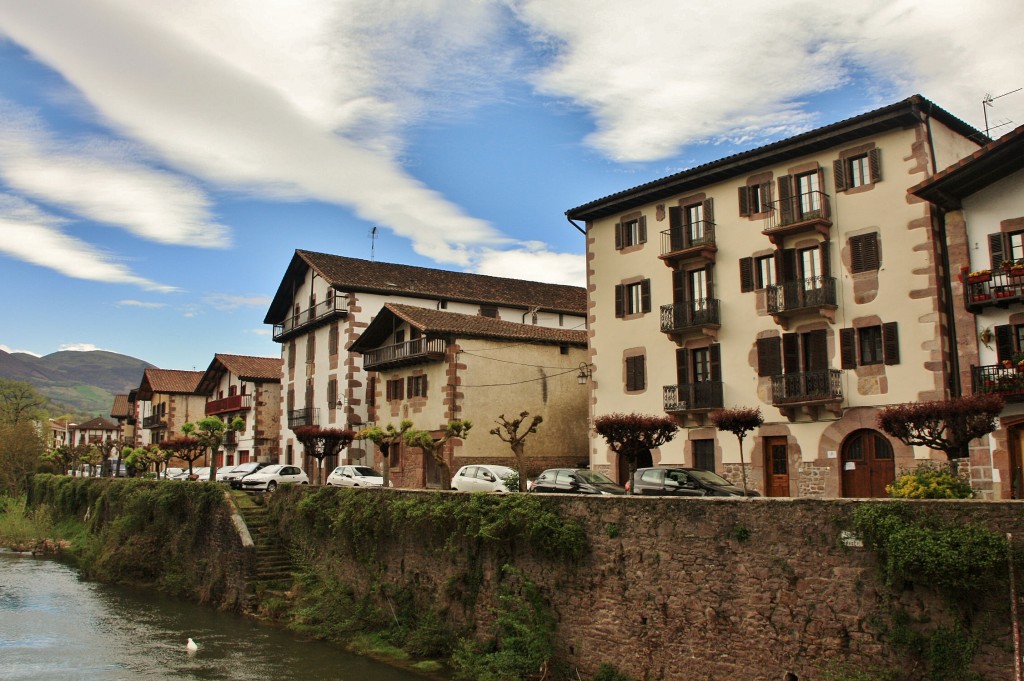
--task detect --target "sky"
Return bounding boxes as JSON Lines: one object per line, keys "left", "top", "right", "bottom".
{"left": 1, "top": 0, "right": 1022, "bottom": 370}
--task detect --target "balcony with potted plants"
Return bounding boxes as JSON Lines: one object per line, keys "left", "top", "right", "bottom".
{"left": 972, "top": 354, "right": 1024, "bottom": 402}
{"left": 962, "top": 261, "right": 1024, "bottom": 311}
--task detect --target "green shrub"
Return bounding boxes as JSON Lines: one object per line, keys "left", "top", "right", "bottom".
{"left": 887, "top": 462, "right": 973, "bottom": 499}
{"left": 591, "top": 663, "right": 635, "bottom": 681}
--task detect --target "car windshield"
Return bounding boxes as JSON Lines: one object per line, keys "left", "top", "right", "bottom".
{"left": 576, "top": 470, "right": 616, "bottom": 485}
{"left": 259, "top": 465, "right": 283, "bottom": 475}
{"left": 234, "top": 463, "right": 259, "bottom": 472}
{"left": 352, "top": 467, "right": 379, "bottom": 477}
{"left": 488, "top": 466, "right": 515, "bottom": 478}
{"left": 686, "top": 469, "right": 734, "bottom": 486}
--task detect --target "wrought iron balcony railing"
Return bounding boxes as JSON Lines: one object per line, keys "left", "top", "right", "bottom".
{"left": 972, "top": 364, "right": 1024, "bottom": 402}
{"left": 205, "top": 393, "right": 252, "bottom": 416}
{"left": 763, "top": 190, "right": 831, "bottom": 240}
{"left": 963, "top": 270, "right": 1024, "bottom": 311}
{"left": 659, "top": 299, "right": 720, "bottom": 334}
{"left": 273, "top": 296, "right": 348, "bottom": 342}
{"left": 765, "top": 277, "right": 837, "bottom": 315}
{"left": 663, "top": 382, "right": 724, "bottom": 412}
{"left": 770, "top": 369, "right": 843, "bottom": 405}
{"left": 142, "top": 414, "right": 164, "bottom": 429}
{"left": 288, "top": 407, "right": 319, "bottom": 430}
{"left": 660, "top": 221, "right": 716, "bottom": 261}
{"left": 224, "top": 430, "right": 238, "bottom": 446}
{"left": 362, "top": 337, "right": 447, "bottom": 371}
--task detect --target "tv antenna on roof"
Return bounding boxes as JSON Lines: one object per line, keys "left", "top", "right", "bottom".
{"left": 982, "top": 88, "right": 1021, "bottom": 137}
{"left": 368, "top": 226, "right": 378, "bottom": 261}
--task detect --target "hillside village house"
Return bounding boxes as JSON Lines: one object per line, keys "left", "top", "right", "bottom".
{"left": 69, "top": 416, "right": 121, "bottom": 446}
{"left": 264, "top": 250, "right": 587, "bottom": 480}
{"left": 135, "top": 368, "right": 205, "bottom": 445}
{"left": 109, "top": 392, "right": 136, "bottom": 447}
{"left": 195, "top": 354, "right": 283, "bottom": 469}
{"left": 910, "top": 122, "right": 1024, "bottom": 499}
{"left": 349, "top": 303, "right": 589, "bottom": 487}
{"left": 566, "top": 94, "right": 998, "bottom": 498}
{"left": 45, "top": 418, "right": 69, "bottom": 451}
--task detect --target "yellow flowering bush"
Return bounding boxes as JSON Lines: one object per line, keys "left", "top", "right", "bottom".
{"left": 886, "top": 462, "right": 973, "bottom": 499}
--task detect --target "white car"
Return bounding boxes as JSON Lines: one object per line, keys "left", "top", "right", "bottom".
{"left": 239, "top": 464, "right": 309, "bottom": 492}
{"left": 450, "top": 464, "right": 518, "bottom": 493}
{"left": 164, "top": 467, "right": 186, "bottom": 480}
{"left": 326, "top": 465, "right": 390, "bottom": 488}
{"left": 188, "top": 466, "right": 211, "bottom": 481}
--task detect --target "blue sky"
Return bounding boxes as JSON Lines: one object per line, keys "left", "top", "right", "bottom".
{"left": 1, "top": 0, "right": 1022, "bottom": 370}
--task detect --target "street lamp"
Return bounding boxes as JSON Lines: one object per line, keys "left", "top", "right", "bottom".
{"left": 577, "top": 363, "right": 593, "bottom": 385}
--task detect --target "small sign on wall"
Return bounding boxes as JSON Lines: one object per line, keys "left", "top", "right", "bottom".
{"left": 827, "top": 450, "right": 837, "bottom": 459}
{"left": 844, "top": 461, "right": 856, "bottom": 470}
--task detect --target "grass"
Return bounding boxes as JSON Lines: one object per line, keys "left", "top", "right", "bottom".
{"left": 0, "top": 496, "right": 54, "bottom": 549}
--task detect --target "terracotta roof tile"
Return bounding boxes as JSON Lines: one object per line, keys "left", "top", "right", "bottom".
{"left": 141, "top": 368, "right": 205, "bottom": 395}
{"left": 110, "top": 394, "right": 131, "bottom": 418}
{"left": 214, "top": 354, "right": 282, "bottom": 381}
{"left": 75, "top": 416, "right": 119, "bottom": 431}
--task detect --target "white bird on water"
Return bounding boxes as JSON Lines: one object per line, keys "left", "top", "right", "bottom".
{"left": 186, "top": 638, "right": 198, "bottom": 654}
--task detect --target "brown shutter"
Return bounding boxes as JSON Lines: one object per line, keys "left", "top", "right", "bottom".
{"left": 739, "top": 257, "right": 755, "bottom": 292}
{"left": 709, "top": 344, "right": 721, "bottom": 381}
{"left": 703, "top": 198, "right": 715, "bottom": 227}
{"left": 990, "top": 232, "right": 1006, "bottom": 269}
{"left": 757, "top": 337, "right": 781, "bottom": 377}
{"left": 640, "top": 279, "right": 651, "bottom": 313}
{"left": 675, "top": 348, "right": 689, "bottom": 387}
{"left": 406, "top": 376, "right": 413, "bottom": 397}
{"left": 738, "top": 186, "right": 750, "bottom": 216}
{"left": 805, "top": 330, "right": 828, "bottom": 371}
{"left": 996, "top": 324, "right": 1015, "bottom": 362}
{"left": 614, "top": 223, "right": 623, "bottom": 250}
{"left": 833, "top": 159, "right": 847, "bottom": 193}
{"left": 850, "top": 236, "right": 865, "bottom": 273}
{"left": 668, "top": 205, "right": 684, "bottom": 250}
{"left": 820, "top": 240, "right": 831, "bottom": 277}
{"left": 422, "top": 375, "right": 428, "bottom": 395}
{"left": 614, "top": 284, "right": 624, "bottom": 317}
{"left": 782, "top": 333, "right": 800, "bottom": 374}
{"left": 840, "top": 328, "right": 857, "bottom": 369}
{"left": 777, "top": 175, "right": 794, "bottom": 224}
{"left": 638, "top": 216, "right": 647, "bottom": 243}
{"left": 882, "top": 322, "right": 900, "bottom": 365}
{"left": 672, "top": 268, "right": 685, "bottom": 303}
{"left": 781, "top": 248, "right": 798, "bottom": 282}
{"left": 868, "top": 148, "right": 882, "bottom": 183}
{"left": 760, "top": 181, "right": 772, "bottom": 207}
{"left": 705, "top": 262, "right": 714, "bottom": 294}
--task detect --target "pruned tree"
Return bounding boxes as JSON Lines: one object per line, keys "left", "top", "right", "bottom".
{"left": 183, "top": 416, "right": 244, "bottom": 482}
{"left": 877, "top": 394, "right": 1004, "bottom": 471}
{"left": 360, "top": 419, "right": 412, "bottom": 488}
{"left": 593, "top": 413, "right": 678, "bottom": 492}
{"left": 161, "top": 436, "right": 205, "bottom": 476}
{"left": 41, "top": 444, "right": 75, "bottom": 476}
{"left": 294, "top": 425, "right": 356, "bottom": 485}
{"left": 404, "top": 420, "right": 472, "bottom": 490}
{"left": 122, "top": 447, "right": 154, "bottom": 478}
{"left": 710, "top": 407, "right": 764, "bottom": 496}
{"left": 490, "top": 411, "right": 543, "bottom": 492}
{"left": 75, "top": 444, "right": 102, "bottom": 476}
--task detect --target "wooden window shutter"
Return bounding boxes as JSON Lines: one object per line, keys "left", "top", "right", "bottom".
{"left": 882, "top": 322, "right": 900, "bottom": 365}
{"left": 782, "top": 333, "right": 800, "bottom": 374}
{"left": 739, "top": 257, "right": 755, "bottom": 292}
{"left": 820, "top": 240, "right": 831, "bottom": 277}
{"left": 833, "top": 159, "right": 847, "bottom": 193}
{"left": 704, "top": 263, "right": 715, "bottom": 292}
{"left": 840, "top": 328, "right": 857, "bottom": 369}
{"left": 640, "top": 279, "right": 651, "bottom": 313}
{"left": 709, "top": 344, "right": 722, "bottom": 381}
{"left": 757, "top": 337, "right": 781, "bottom": 377}
{"left": 614, "top": 284, "right": 624, "bottom": 318}
{"left": 638, "top": 216, "right": 647, "bottom": 243}
{"left": 406, "top": 376, "right": 413, "bottom": 397}
{"left": 703, "top": 198, "right": 715, "bottom": 226}
{"left": 781, "top": 248, "right": 798, "bottom": 283}
{"left": 850, "top": 233, "right": 880, "bottom": 273}
{"left": 805, "top": 330, "right": 828, "bottom": 371}
{"left": 868, "top": 148, "right": 882, "bottom": 183}
{"left": 990, "top": 232, "right": 1006, "bottom": 269}
{"left": 760, "top": 181, "right": 772, "bottom": 206}
{"left": 675, "top": 348, "right": 689, "bottom": 386}
{"left": 777, "top": 175, "right": 794, "bottom": 224}
{"left": 996, "top": 324, "right": 1015, "bottom": 362}
{"left": 614, "top": 223, "right": 623, "bottom": 250}
{"left": 738, "top": 186, "right": 750, "bottom": 216}
{"left": 422, "top": 375, "right": 428, "bottom": 394}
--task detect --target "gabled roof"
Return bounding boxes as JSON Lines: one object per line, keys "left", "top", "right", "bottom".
{"left": 137, "top": 368, "right": 205, "bottom": 399}
{"left": 74, "top": 416, "right": 119, "bottom": 431}
{"left": 110, "top": 394, "right": 131, "bottom": 418}
{"left": 197, "top": 354, "right": 282, "bottom": 394}
{"left": 909, "top": 123, "right": 1024, "bottom": 209}
{"left": 566, "top": 94, "right": 985, "bottom": 221}
{"left": 349, "top": 303, "right": 588, "bottom": 353}
{"left": 264, "top": 250, "right": 587, "bottom": 324}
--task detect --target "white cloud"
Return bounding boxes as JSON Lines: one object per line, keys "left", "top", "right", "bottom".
{"left": 0, "top": 201, "right": 179, "bottom": 292}
{"left": 514, "top": 0, "right": 1024, "bottom": 161}
{"left": 117, "top": 299, "right": 167, "bottom": 309}
{"left": 473, "top": 244, "right": 585, "bottom": 287}
{"left": 0, "top": 103, "right": 230, "bottom": 248}
{"left": 0, "top": 344, "right": 42, "bottom": 356}
{"left": 58, "top": 343, "right": 106, "bottom": 352}
{"left": 202, "top": 293, "right": 273, "bottom": 311}
{"left": 249, "top": 328, "right": 272, "bottom": 337}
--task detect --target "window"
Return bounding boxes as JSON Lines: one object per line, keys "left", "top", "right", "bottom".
{"left": 625, "top": 355, "right": 646, "bottom": 392}
{"left": 840, "top": 323, "right": 900, "bottom": 368}
{"left": 394, "top": 329, "right": 405, "bottom": 345}
{"left": 693, "top": 440, "right": 715, "bottom": 472}
{"left": 327, "top": 378, "right": 338, "bottom": 407}
{"left": 288, "top": 340, "right": 296, "bottom": 369}
{"left": 480, "top": 306, "right": 499, "bottom": 318}
{"left": 796, "top": 171, "right": 821, "bottom": 215}
{"left": 848, "top": 155, "right": 869, "bottom": 188}
{"left": 614, "top": 215, "right": 647, "bottom": 249}
{"left": 850, "top": 233, "right": 880, "bottom": 273}
{"left": 738, "top": 182, "right": 771, "bottom": 216}
{"left": 755, "top": 255, "right": 776, "bottom": 289}
{"left": 407, "top": 375, "right": 428, "bottom": 398}
{"left": 691, "top": 348, "right": 711, "bottom": 383}
{"left": 834, "top": 148, "right": 881, "bottom": 192}
{"left": 994, "top": 323, "right": 1024, "bottom": 362}
{"left": 386, "top": 378, "right": 404, "bottom": 401}
{"left": 614, "top": 279, "right": 651, "bottom": 317}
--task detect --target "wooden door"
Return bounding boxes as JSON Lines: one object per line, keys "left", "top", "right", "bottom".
{"left": 841, "top": 430, "right": 895, "bottom": 497}
{"left": 764, "top": 437, "right": 789, "bottom": 497}
{"left": 1010, "top": 426, "right": 1024, "bottom": 499}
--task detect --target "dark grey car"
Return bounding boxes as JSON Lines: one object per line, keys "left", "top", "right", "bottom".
{"left": 629, "top": 467, "right": 759, "bottom": 497}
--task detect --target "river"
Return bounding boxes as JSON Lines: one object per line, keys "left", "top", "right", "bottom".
{"left": 0, "top": 549, "right": 433, "bottom": 681}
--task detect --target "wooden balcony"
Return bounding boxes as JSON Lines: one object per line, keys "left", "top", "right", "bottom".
{"left": 963, "top": 271, "right": 1024, "bottom": 312}
{"left": 762, "top": 191, "right": 831, "bottom": 246}
{"left": 659, "top": 299, "right": 720, "bottom": 339}
{"left": 765, "top": 276, "right": 837, "bottom": 327}
{"left": 142, "top": 414, "right": 165, "bottom": 429}
{"left": 972, "top": 364, "right": 1024, "bottom": 402}
{"left": 659, "top": 222, "right": 717, "bottom": 266}
{"left": 273, "top": 296, "right": 348, "bottom": 342}
{"left": 224, "top": 430, "right": 238, "bottom": 446}
{"left": 663, "top": 382, "right": 724, "bottom": 413}
{"left": 362, "top": 337, "right": 447, "bottom": 372}
{"left": 205, "top": 394, "right": 252, "bottom": 416}
{"left": 288, "top": 408, "right": 319, "bottom": 430}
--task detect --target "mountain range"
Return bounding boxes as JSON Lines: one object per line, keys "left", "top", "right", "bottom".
{"left": 0, "top": 349, "right": 154, "bottom": 418}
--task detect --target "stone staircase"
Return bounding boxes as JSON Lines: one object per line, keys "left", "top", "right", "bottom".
{"left": 230, "top": 493, "right": 296, "bottom": 613}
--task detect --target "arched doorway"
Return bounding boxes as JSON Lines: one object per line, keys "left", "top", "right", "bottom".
{"left": 841, "top": 429, "right": 895, "bottom": 497}
{"left": 617, "top": 449, "right": 653, "bottom": 485}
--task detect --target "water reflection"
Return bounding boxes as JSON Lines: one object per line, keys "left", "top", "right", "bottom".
{"left": 0, "top": 550, "right": 429, "bottom": 681}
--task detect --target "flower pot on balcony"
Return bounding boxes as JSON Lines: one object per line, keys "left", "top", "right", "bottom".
{"left": 966, "top": 274, "right": 991, "bottom": 283}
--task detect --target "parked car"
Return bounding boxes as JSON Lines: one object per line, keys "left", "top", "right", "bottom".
{"left": 326, "top": 465, "right": 390, "bottom": 488}
{"left": 629, "top": 467, "right": 759, "bottom": 497}
{"left": 529, "top": 468, "right": 626, "bottom": 495}
{"left": 187, "top": 467, "right": 211, "bottom": 481}
{"left": 239, "top": 464, "right": 309, "bottom": 492}
{"left": 222, "top": 461, "right": 269, "bottom": 488}
{"left": 450, "top": 464, "right": 517, "bottom": 492}
{"left": 164, "top": 467, "right": 186, "bottom": 480}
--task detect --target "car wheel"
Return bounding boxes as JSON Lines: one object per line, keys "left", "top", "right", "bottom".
{"left": 267, "top": 481, "right": 277, "bottom": 492}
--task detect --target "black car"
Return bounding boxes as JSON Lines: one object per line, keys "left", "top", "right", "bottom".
{"left": 629, "top": 467, "right": 759, "bottom": 497}
{"left": 529, "top": 468, "right": 626, "bottom": 495}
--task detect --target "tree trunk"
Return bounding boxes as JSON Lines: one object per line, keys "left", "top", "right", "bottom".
{"left": 380, "top": 443, "right": 391, "bottom": 488}
{"left": 513, "top": 442, "right": 527, "bottom": 492}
